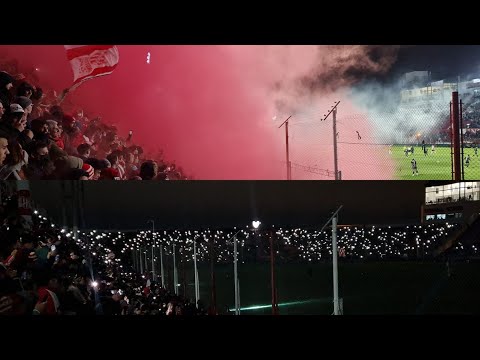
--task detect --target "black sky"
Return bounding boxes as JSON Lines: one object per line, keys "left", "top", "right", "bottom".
{"left": 30, "top": 181, "right": 426, "bottom": 230}
{"left": 388, "top": 45, "right": 480, "bottom": 81}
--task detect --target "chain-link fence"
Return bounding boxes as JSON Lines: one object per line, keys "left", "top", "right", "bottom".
{"left": 87, "top": 223, "right": 480, "bottom": 314}
{"left": 460, "top": 96, "right": 480, "bottom": 180}
{"left": 279, "top": 92, "right": 480, "bottom": 180}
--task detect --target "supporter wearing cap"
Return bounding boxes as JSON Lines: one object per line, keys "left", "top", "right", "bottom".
{"left": 102, "top": 158, "right": 111, "bottom": 168}
{"left": 0, "top": 104, "right": 26, "bottom": 141}
{"left": 84, "top": 158, "right": 107, "bottom": 180}
{"left": 14, "top": 96, "right": 33, "bottom": 116}
{"left": 9, "top": 103, "right": 24, "bottom": 114}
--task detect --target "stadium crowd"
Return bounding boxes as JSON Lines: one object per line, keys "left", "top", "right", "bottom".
{"left": 0, "top": 59, "right": 189, "bottom": 180}
{"left": 0, "top": 191, "right": 206, "bottom": 315}
{"left": 113, "top": 223, "right": 472, "bottom": 264}
{"left": 2, "top": 184, "right": 480, "bottom": 315}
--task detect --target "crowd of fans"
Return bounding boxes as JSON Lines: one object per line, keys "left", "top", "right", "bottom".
{"left": 3, "top": 186, "right": 480, "bottom": 315}
{"left": 113, "top": 223, "right": 475, "bottom": 265}
{"left": 0, "top": 60, "right": 189, "bottom": 180}
{"left": 0, "top": 193, "right": 206, "bottom": 315}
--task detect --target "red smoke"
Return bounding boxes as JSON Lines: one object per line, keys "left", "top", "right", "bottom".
{"left": 0, "top": 45, "right": 398, "bottom": 179}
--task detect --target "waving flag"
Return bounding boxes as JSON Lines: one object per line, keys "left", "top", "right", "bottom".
{"left": 64, "top": 45, "right": 119, "bottom": 89}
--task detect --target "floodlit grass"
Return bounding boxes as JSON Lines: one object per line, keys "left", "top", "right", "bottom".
{"left": 391, "top": 145, "right": 480, "bottom": 180}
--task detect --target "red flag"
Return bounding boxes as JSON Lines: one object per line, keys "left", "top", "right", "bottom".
{"left": 64, "top": 45, "right": 119, "bottom": 89}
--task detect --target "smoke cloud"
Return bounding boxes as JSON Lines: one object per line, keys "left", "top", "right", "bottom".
{"left": 0, "top": 45, "right": 402, "bottom": 179}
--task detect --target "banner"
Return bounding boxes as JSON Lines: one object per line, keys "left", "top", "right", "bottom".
{"left": 64, "top": 45, "right": 119, "bottom": 88}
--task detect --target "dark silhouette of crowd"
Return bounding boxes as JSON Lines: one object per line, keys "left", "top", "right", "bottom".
{"left": 0, "top": 191, "right": 205, "bottom": 315}
{"left": 0, "top": 59, "right": 189, "bottom": 180}
{"left": 2, "top": 183, "right": 479, "bottom": 315}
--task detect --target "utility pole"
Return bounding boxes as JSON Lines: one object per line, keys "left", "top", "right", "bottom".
{"left": 61, "top": 182, "right": 67, "bottom": 230}
{"left": 451, "top": 92, "right": 461, "bottom": 181}
{"left": 270, "top": 230, "right": 279, "bottom": 315}
{"left": 321, "top": 101, "right": 341, "bottom": 180}
{"left": 193, "top": 236, "right": 200, "bottom": 308}
{"left": 159, "top": 239, "right": 165, "bottom": 288}
{"left": 332, "top": 108, "right": 339, "bottom": 180}
{"left": 318, "top": 205, "right": 344, "bottom": 315}
{"left": 173, "top": 242, "right": 178, "bottom": 295}
{"left": 72, "top": 182, "right": 79, "bottom": 244}
{"left": 278, "top": 115, "right": 292, "bottom": 180}
{"left": 144, "top": 248, "right": 148, "bottom": 273}
{"left": 150, "top": 221, "right": 156, "bottom": 281}
{"left": 332, "top": 213, "right": 340, "bottom": 315}
{"left": 210, "top": 236, "right": 217, "bottom": 314}
{"left": 233, "top": 232, "right": 239, "bottom": 314}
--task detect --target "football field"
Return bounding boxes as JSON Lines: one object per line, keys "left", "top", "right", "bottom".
{"left": 191, "top": 261, "right": 480, "bottom": 314}
{"left": 391, "top": 145, "right": 479, "bottom": 180}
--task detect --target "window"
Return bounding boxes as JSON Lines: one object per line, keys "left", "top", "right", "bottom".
{"left": 425, "top": 182, "right": 480, "bottom": 205}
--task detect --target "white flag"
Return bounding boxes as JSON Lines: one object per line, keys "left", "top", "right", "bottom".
{"left": 64, "top": 45, "right": 119, "bottom": 89}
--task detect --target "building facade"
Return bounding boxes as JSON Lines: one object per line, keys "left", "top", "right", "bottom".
{"left": 422, "top": 181, "right": 480, "bottom": 223}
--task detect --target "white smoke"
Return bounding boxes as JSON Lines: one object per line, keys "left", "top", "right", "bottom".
{"left": 348, "top": 78, "right": 451, "bottom": 144}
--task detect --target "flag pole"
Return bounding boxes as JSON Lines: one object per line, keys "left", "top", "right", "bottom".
{"left": 57, "top": 79, "right": 84, "bottom": 105}
{"left": 57, "top": 87, "right": 72, "bottom": 105}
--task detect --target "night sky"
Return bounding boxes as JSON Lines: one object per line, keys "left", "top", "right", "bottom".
{"left": 29, "top": 181, "right": 426, "bottom": 230}
{"left": 388, "top": 45, "right": 480, "bottom": 81}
